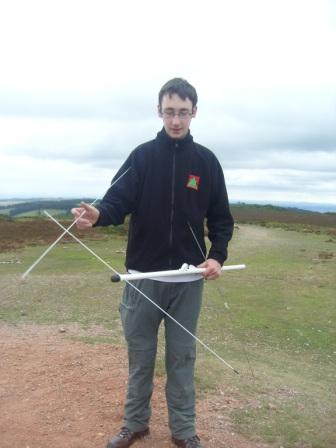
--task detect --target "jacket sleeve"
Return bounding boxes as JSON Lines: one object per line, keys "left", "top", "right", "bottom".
{"left": 94, "top": 150, "right": 139, "bottom": 227}
{"left": 206, "top": 158, "right": 234, "bottom": 265}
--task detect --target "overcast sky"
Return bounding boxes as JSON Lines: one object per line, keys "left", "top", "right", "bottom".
{"left": 0, "top": 0, "right": 335, "bottom": 206}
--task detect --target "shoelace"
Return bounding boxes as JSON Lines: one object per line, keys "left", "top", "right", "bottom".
{"left": 186, "top": 435, "right": 201, "bottom": 447}
{"left": 119, "top": 427, "right": 132, "bottom": 439}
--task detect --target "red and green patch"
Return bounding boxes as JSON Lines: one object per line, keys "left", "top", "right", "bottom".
{"left": 186, "top": 174, "right": 200, "bottom": 191}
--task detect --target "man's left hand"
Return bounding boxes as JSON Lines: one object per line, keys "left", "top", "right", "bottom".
{"left": 197, "top": 258, "right": 222, "bottom": 280}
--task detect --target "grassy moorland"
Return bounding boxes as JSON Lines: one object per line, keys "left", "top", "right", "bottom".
{"left": 0, "top": 211, "right": 335, "bottom": 447}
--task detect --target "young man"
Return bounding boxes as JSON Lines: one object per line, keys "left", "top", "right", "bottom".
{"left": 72, "top": 78, "right": 234, "bottom": 448}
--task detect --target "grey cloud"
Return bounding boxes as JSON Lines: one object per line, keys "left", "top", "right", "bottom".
{"left": 215, "top": 146, "right": 336, "bottom": 172}
{"left": 2, "top": 115, "right": 158, "bottom": 166}
{"left": 0, "top": 86, "right": 156, "bottom": 121}
{"left": 1, "top": 83, "right": 335, "bottom": 199}
{"left": 227, "top": 169, "right": 336, "bottom": 199}
{"left": 196, "top": 84, "right": 336, "bottom": 158}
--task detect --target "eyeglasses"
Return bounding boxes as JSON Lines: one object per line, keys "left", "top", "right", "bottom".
{"left": 162, "top": 109, "right": 193, "bottom": 119}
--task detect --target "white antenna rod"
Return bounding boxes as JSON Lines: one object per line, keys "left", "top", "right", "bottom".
{"left": 111, "top": 264, "right": 246, "bottom": 282}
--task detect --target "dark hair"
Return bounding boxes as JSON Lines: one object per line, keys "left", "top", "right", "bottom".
{"left": 158, "top": 78, "right": 198, "bottom": 110}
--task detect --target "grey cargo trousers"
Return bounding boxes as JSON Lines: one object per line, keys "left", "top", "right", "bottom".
{"left": 119, "top": 278, "right": 204, "bottom": 439}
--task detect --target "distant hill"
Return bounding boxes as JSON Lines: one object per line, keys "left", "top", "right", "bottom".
{"left": 230, "top": 202, "right": 336, "bottom": 228}
{"left": 0, "top": 198, "right": 335, "bottom": 230}
{"left": 0, "top": 199, "right": 96, "bottom": 217}
{"left": 232, "top": 200, "right": 336, "bottom": 213}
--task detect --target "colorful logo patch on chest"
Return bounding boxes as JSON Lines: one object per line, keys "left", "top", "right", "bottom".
{"left": 186, "top": 174, "right": 200, "bottom": 190}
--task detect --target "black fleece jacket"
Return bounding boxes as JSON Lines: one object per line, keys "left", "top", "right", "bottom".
{"left": 95, "top": 128, "right": 234, "bottom": 272}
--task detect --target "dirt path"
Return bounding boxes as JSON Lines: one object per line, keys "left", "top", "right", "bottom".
{"left": 0, "top": 324, "right": 270, "bottom": 448}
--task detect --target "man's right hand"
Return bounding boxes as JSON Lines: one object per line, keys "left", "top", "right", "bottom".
{"left": 71, "top": 202, "right": 100, "bottom": 230}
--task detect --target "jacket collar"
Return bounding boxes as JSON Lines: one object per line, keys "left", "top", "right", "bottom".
{"left": 156, "top": 127, "right": 194, "bottom": 149}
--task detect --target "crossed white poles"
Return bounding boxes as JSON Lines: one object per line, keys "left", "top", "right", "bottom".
{"left": 22, "top": 168, "right": 130, "bottom": 281}
{"left": 21, "top": 172, "right": 245, "bottom": 374}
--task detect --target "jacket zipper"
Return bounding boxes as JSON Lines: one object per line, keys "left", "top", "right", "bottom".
{"left": 168, "top": 143, "right": 177, "bottom": 267}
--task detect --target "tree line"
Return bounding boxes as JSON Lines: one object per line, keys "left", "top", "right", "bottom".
{"left": 0, "top": 199, "right": 96, "bottom": 217}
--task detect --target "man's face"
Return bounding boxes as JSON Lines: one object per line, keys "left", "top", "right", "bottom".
{"left": 158, "top": 93, "right": 197, "bottom": 139}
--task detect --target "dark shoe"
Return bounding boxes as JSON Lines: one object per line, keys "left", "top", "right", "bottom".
{"left": 106, "top": 426, "right": 149, "bottom": 448}
{"left": 172, "top": 435, "right": 204, "bottom": 447}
